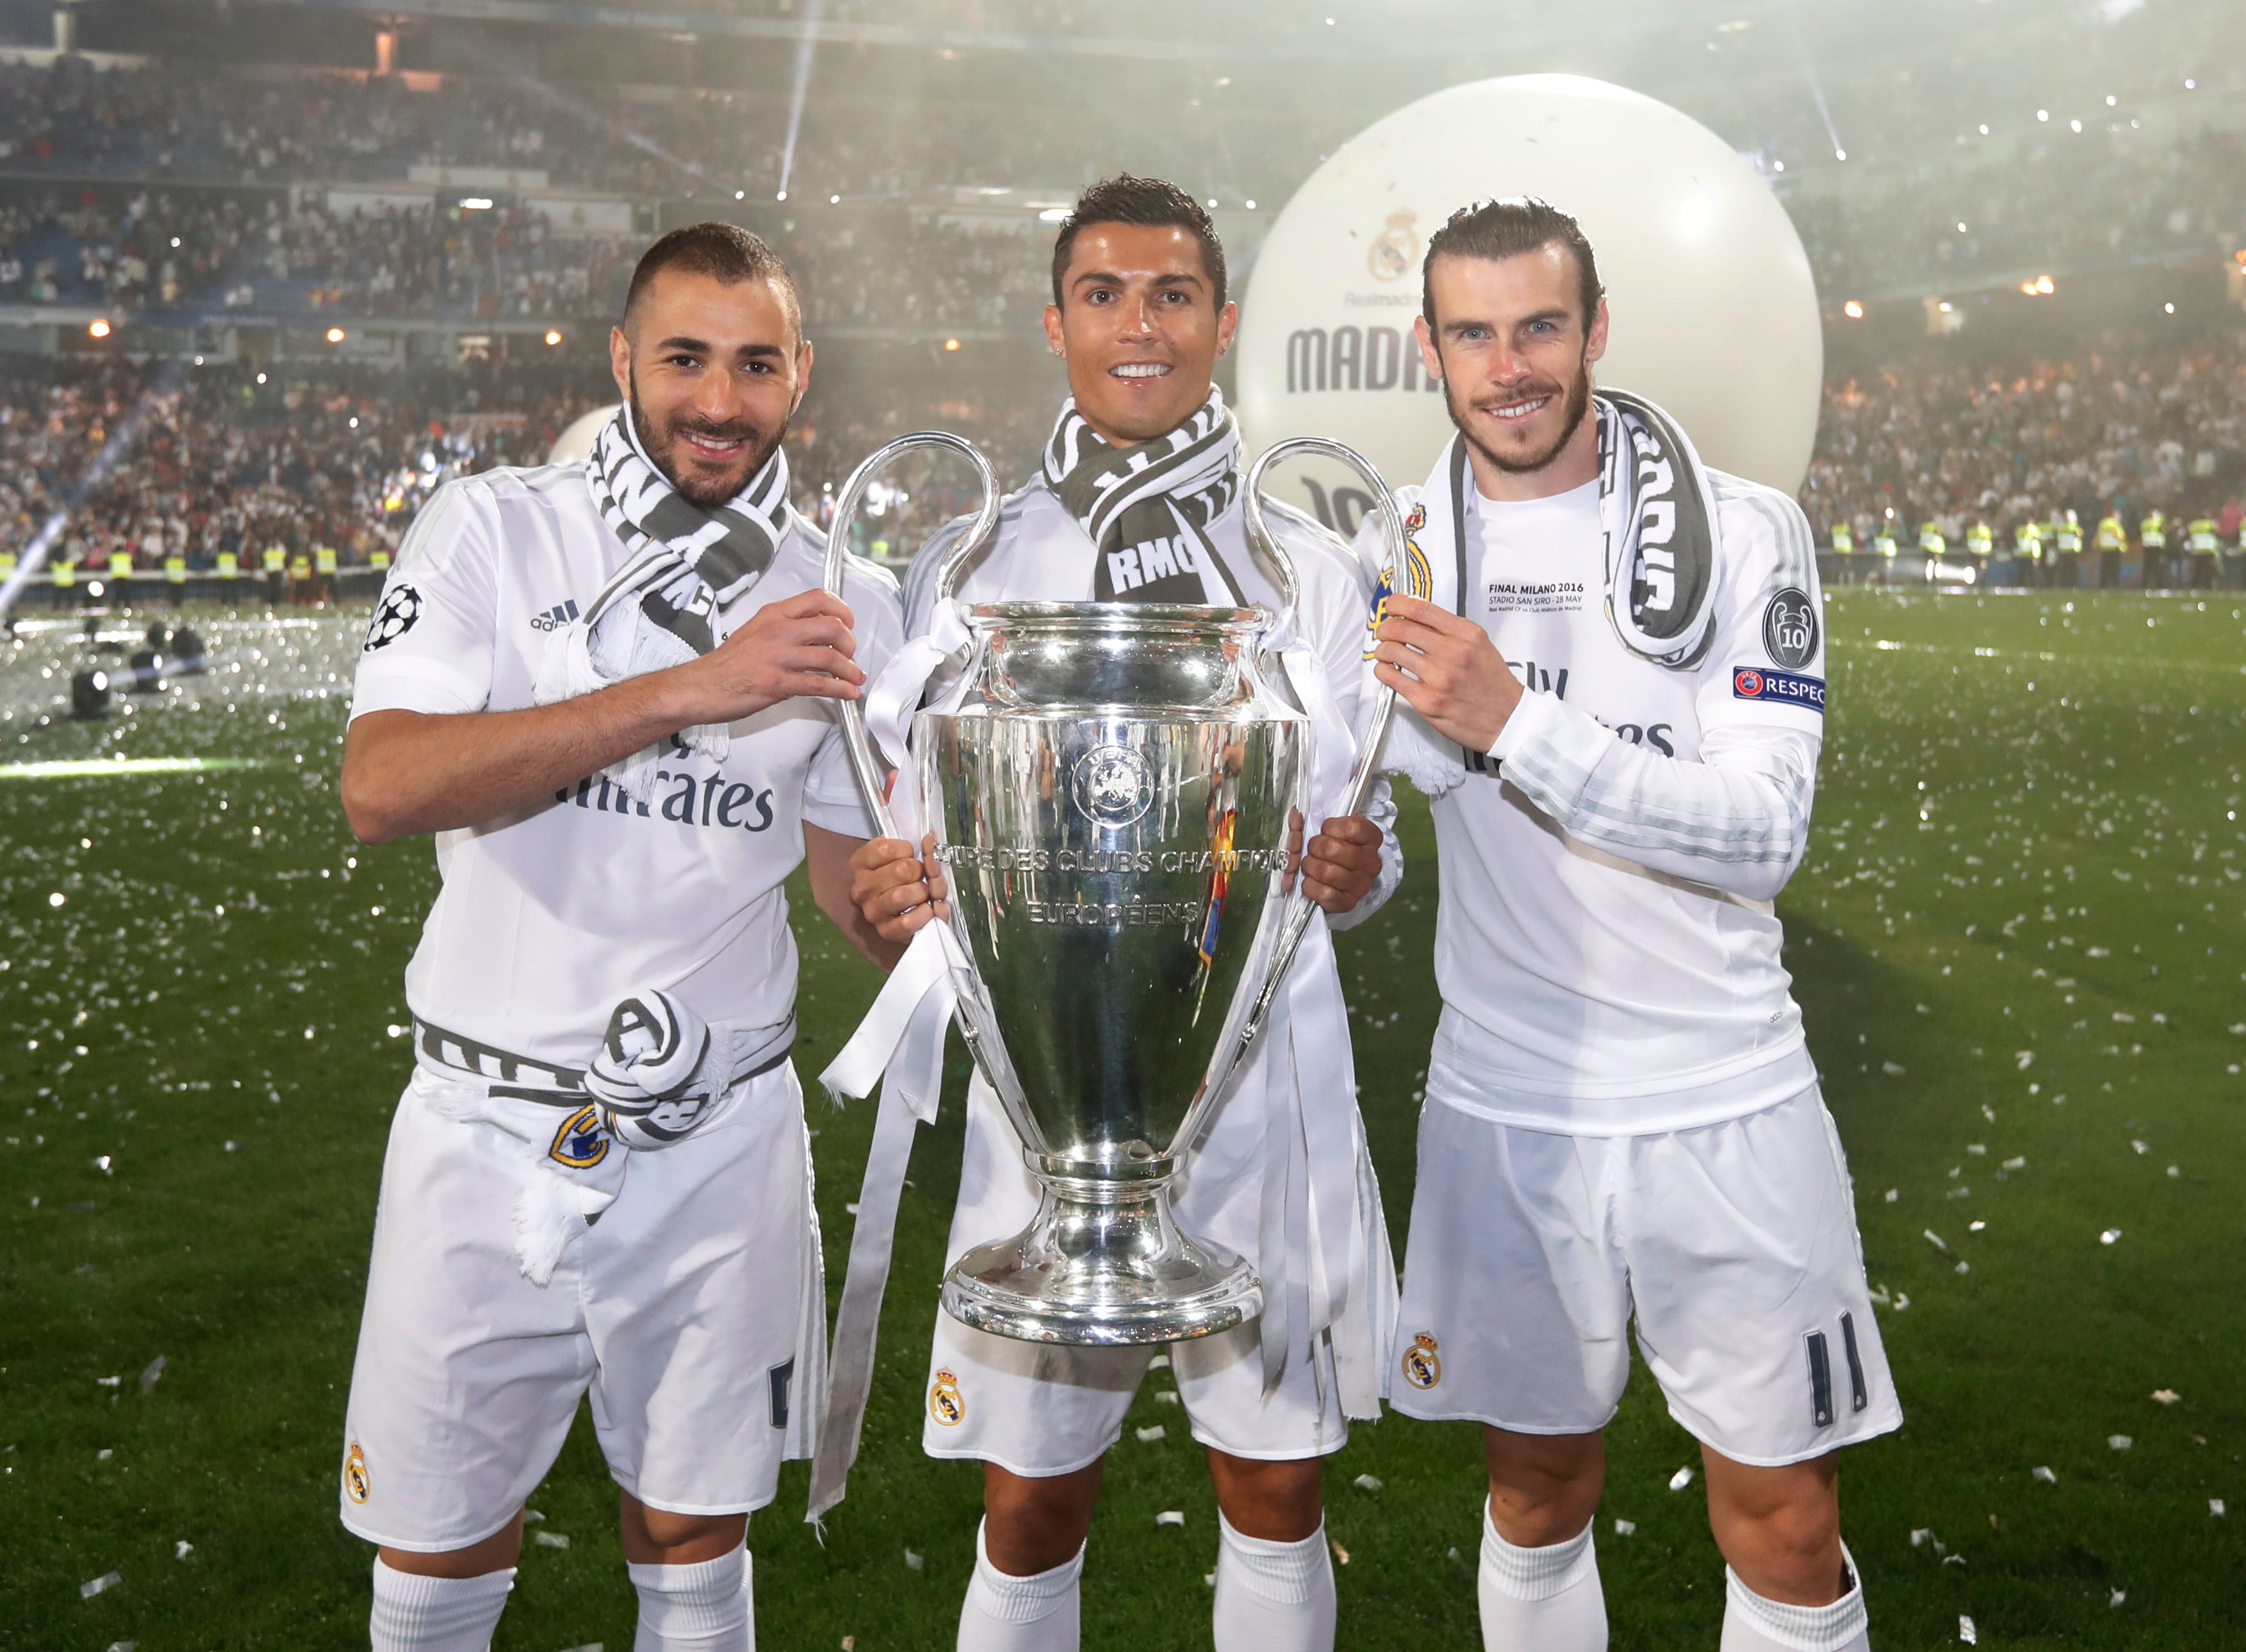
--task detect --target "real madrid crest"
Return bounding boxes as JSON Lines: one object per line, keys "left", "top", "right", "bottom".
{"left": 928, "top": 1368, "right": 965, "bottom": 1427}
{"left": 1401, "top": 1331, "right": 1442, "bottom": 1390}
{"left": 343, "top": 1439, "right": 372, "bottom": 1503}
{"left": 1368, "top": 209, "right": 1420, "bottom": 282}
{"left": 549, "top": 1104, "right": 611, "bottom": 1169}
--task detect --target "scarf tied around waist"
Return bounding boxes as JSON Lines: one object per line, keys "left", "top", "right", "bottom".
{"left": 415, "top": 989, "right": 789, "bottom": 1286}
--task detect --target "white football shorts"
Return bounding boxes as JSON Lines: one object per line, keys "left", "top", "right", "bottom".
{"left": 920, "top": 1074, "right": 1349, "bottom": 1476}
{"left": 1392, "top": 1077, "right": 1902, "bottom": 1467}
{"left": 339, "top": 1063, "right": 823, "bottom": 1551}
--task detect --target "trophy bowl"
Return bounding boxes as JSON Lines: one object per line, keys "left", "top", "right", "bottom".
{"left": 921, "top": 601, "right": 1306, "bottom": 1345}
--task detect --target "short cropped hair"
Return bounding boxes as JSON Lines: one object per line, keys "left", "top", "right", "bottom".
{"left": 1422, "top": 197, "right": 1603, "bottom": 331}
{"left": 622, "top": 222, "right": 802, "bottom": 341}
{"left": 1050, "top": 175, "right": 1227, "bottom": 311}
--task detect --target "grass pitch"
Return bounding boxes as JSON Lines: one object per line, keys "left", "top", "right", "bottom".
{"left": 1, "top": 589, "right": 2240, "bottom": 1650}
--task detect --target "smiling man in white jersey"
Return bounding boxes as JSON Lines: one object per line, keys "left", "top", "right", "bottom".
{"left": 1363, "top": 199, "right": 1898, "bottom": 1652}
{"left": 336, "top": 223, "right": 903, "bottom": 1652}
{"left": 841, "top": 176, "right": 1400, "bottom": 1652}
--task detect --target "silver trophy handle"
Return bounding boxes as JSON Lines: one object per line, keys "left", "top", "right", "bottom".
{"left": 1205, "top": 437, "right": 1404, "bottom": 1098}
{"left": 820, "top": 431, "right": 1003, "bottom": 837}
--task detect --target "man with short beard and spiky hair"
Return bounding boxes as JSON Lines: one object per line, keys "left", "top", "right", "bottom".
{"left": 336, "top": 223, "right": 903, "bottom": 1652}
{"left": 1363, "top": 196, "right": 1896, "bottom": 1652}
{"left": 839, "top": 176, "right": 1401, "bottom": 1652}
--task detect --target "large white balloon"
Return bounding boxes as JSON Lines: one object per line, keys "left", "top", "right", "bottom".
{"left": 548, "top": 404, "right": 620, "bottom": 466}
{"left": 1236, "top": 74, "right": 1820, "bottom": 528}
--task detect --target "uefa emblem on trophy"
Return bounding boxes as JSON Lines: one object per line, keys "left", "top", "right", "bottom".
{"left": 823, "top": 434, "right": 1402, "bottom": 1346}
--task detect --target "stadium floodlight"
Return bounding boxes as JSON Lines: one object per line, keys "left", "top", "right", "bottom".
{"left": 1842, "top": 300, "right": 1865, "bottom": 319}
{"left": 829, "top": 194, "right": 840, "bottom": 204}
{"left": 776, "top": 190, "right": 788, "bottom": 201}
{"left": 1245, "top": 199, "right": 1258, "bottom": 208}
{"left": 2036, "top": 275, "right": 2055, "bottom": 295}
{"left": 256, "top": 372, "right": 267, "bottom": 384}
{"left": 2164, "top": 302, "right": 2176, "bottom": 314}
{"left": 2070, "top": 119, "right": 2083, "bottom": 133}
{"left": 326, "top": 327, "right": 347, "bottom": 344}
{"left": 1957, "top": 222, "right": 1968, "bottom": 233}
{"left": 1979, "top": 124, "right": 1989, "bottom": 135}
{"left": 943, "top": 338, "right": 962, "bottom": 352}
{"left": 170, "top": 236, "right": 181, "bottom": 248}
{"left": 2105, "top": 95, "right": 2117, "bottom": 106}
{"left": 348, "top": 416, "right": 359, "bottom": 429}
{"left": 734, "top": 190, "right": 746, "bottom": 200}
{"left": 1208, "top": 198, "right": 1218, "bottom": 208}
{"left": 87, "top": 319, "right": 110, "bottom": 339}
{"left": 460, "top": 197, "right": 493, "bottom": 211}
{"left": 2037, "top": 109, "right": 2049, "bottom": 121}
{"left": 2185, "top": 79, "right": 2196, "bottom": 90}
{"left": 1038, "top": 208, "right": 1069, "bottom": 223}
{"left": 545, "top": 330, "right": 562, "bottom": 347}
{"left": 1833, "top": 147, "right": 1846, "bottom": 160}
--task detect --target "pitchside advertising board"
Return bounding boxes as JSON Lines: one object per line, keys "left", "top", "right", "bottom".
{"left": 1237, "top": 74, "right": 1824, "bottom": 538}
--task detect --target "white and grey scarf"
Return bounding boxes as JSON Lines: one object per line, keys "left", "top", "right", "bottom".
{"left": 1375, "top": 388, "right": 1723, "bottom": 793}
{"left": 532, "top": 405, "right": 792, "bottom": 800}
{"left": 1044, "top": 387, "right": 1245, "bottom": 604}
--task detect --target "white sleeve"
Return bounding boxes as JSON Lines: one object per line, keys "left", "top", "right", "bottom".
{"left": 1487, "top": 481, "right": 1824, "bottom": 903}
{"left": 348, "top": 480, "right": 497, "bottom": 720}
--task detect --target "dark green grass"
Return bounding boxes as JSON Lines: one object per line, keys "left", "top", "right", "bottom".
{"left": 1, "top": 589, "right": 2240, "bottom": 1649}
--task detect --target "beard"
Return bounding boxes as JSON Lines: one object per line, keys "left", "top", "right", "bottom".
{"left": 627, "top": 368, "right": 785, "bottom": 508}
{"left": 1443, "top": 348, "right": 1593, "bottom": 478}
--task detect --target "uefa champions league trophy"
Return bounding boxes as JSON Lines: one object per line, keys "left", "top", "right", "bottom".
{"left": 822, "top": 434, "right": 1401, "bottom": 1346}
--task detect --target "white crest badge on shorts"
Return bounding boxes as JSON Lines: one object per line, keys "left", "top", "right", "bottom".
{"left": 1401, "top": 1331, "right": 1443, "bottom": 1390}
{"left": 928, "top": 1367, "right": 965, "bottom": 1427}
{"left": 343, "top": 1439, "right": 372, "bottom": 1503}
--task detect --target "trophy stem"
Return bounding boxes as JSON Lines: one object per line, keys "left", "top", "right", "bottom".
{"left": 941, "top": 1163, "right": 1263, "bottom": 1347}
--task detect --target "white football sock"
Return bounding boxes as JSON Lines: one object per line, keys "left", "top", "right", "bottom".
{"left": 956, "top": 1517, "right": 1083, "bottom": 1652}
{"left": 627, "top": 1544, "right": 753, "bottom": 1652}
{"left": 1211, "top": 1512, "right": 1337, "bottom": 1652}
{"left": 1477, "top": 1505, "right": 1607, "bottom": 1652}
{"left": 369, "top": 1558, "right": 514, "bottom": 1652}
{"left": 1719, "top": 1544, "right": 1868, "bottom": 1652}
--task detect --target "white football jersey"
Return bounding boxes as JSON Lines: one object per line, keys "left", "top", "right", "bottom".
{"left": 349, "top": 461, "right": 903, "bottom": 1068}
{"left": 1384, "top": 470, "right": 1826, "bottom": 1134}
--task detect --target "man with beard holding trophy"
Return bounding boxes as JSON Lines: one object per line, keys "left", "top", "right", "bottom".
{"left": 835, "top": 176, "right": 1400, "bottom": 1652}
{"left": 1364, "top": 198, "right": 1896, "bottom": 1652}
{"left": 336, "top": 223, "right": 900, "bottom": 1652}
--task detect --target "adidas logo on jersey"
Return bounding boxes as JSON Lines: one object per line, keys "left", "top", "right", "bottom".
{"left": 529, "top": 599, "right": 582, "bottom": 632}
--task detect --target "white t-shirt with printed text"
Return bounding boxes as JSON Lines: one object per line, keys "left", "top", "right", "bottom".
{"left": 1397, "top": 470, "right": 1828, "bottom": 1134}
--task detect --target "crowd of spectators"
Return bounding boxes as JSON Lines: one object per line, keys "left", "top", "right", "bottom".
{"left": 10, "top": 321, "right": 2245, "bottom": 586}
{"left": 1788, "top": 126, "right": 2246, "bottom": 298}
{"left": 1801, "top": 327, "right": 2246, "bottom": 550}
{"left": 0, "top": 359, "right": 594, "bottom": 576}
{"left": 0, "top": 356, "right": 1056, "bottom": 575}
{"left": 0, "top": 183, "right": 1053, "bottom": 329}
{"left": 6, "top": 54, "right": 2242, "bottom": 316}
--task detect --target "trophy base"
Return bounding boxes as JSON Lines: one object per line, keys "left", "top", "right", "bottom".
{"left": 941, "top": 1175, "right": 1263, "bottom": 1346}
